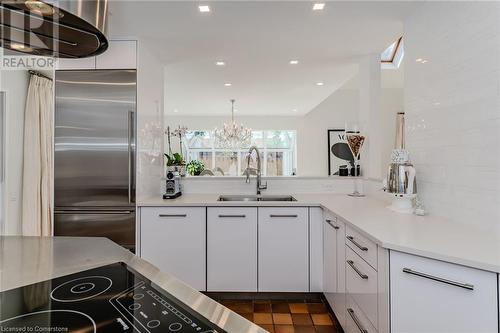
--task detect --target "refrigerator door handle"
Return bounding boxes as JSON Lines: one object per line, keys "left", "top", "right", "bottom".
{"left": 127, "top": 110, "right": 134, "bottom": 204}
{"left": 54, "top": 210, "right": 134, "bottom": 215}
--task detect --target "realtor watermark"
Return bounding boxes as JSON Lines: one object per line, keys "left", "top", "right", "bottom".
{"left": 0, "top": 51, "right": 55, "bottom": 71}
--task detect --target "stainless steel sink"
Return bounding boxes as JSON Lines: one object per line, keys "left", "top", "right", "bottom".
{"left": 218, "top": 195, "right": 297, "bottom": 202}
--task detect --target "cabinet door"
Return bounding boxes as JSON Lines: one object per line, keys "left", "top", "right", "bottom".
{"left": 310, "top": 207, "right": 324, "bottom": 292}
{"left": 96, "top": 40, "right": 137, "bottom": 69}
{"left": 323, "top": 213, "right": 338, "bottom": 307}
{"left": 207, "top": 207, "right": 257, "bottom": 292}
{"left": 140, "top": 207, "right": 206, "bottom": 291}
{"left": 258, "top": 207, "right": 309, "bottom": 292}
{"left": 390, "top": 251, "right": 498, "bottom": 333}
{"left": 333, "top": 219, "right": 346, "bottom": 328}
{"left": 56, "top": 57, "right": 95, "bottom": 70}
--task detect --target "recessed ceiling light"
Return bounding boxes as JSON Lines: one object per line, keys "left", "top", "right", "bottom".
{"left": 316, "top": 82, "right": 324, "bottom": 86}
{"left": 415, "top": 58, "right": 423, "bottom": 62}
{"left": 216, "top": 61, "right": 225, "bottom": 66}
{"left": 173, "top": 109, "right": 179, "bottom": 113}
{"left": 421, "top": 60, "right": 428, "bottom": 64}
{"left": 292, "top": 109, "right": 298, "bottom": 112}
{"left": 313, "top": 3, "right": 325, "bottom": 10}
{"left": 198, "top": 5, "right": 210, "bottom": 13}
{"left": 289, "top": 60, "right": 299, "bottom": 65}
{"left": 224, "top": 83, "right": 232, "bottom": 87}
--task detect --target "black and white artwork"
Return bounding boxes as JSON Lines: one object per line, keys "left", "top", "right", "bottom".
{"left": 328, "top": 129, "right": 355, "bottom": 176}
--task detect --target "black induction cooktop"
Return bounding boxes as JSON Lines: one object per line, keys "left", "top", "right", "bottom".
{"left": 0, "top": 262, "right": 225, "bottom": 333}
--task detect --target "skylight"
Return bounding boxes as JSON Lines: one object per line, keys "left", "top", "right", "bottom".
{"left": 381, "top": 37, "right": 402, "bottom": 63}
{"left": 381, "top": 37, "right": 404, "bottom": 69}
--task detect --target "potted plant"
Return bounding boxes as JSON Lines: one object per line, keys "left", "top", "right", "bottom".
{"left": 186, "top": 160, "right": 205, "bottom": 176}
{"left": 164, "top": 152, "right": 186, "bottom": 176}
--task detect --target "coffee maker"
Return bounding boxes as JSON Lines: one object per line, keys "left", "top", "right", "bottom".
{"left": 384, "top": 112, "right": 417, "bottom": 213}
{"left": 163, "top": 170, "right": 182, "bottom": 199}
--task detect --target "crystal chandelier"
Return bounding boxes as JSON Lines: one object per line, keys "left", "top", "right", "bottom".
{"left": 214, "top": 99, "right": 252, "bottom": 149}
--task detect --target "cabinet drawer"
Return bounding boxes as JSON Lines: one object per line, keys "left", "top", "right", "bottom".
{"left": 345, "top": 295, "right": 378, "bottom": 333}
{"left": 346, "top": 226, "right": 377, "bottom": 269}
{"left": 207, "top": 207, "right": 257, "bottom": 292}
{"left": 140, "top": 207, "right": 206, "bottom": 291}
{"left": 390, "top": 251, "right": 498, "bottom": 333}
{"left": 346, "top": 246, "right": 378, "bottom": 329}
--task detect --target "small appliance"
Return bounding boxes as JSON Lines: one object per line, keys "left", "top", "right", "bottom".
{"left": 384, "top": 112, "right": 417, "bottom": 214}
{"left": 163, "top": 170, "right": 182, "bottom": 199}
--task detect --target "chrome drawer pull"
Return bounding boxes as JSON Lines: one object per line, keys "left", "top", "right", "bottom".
{"left": 218, "top": 214, "right": 246, "bottom": 218}
{"left": 158, "top": 214, "right": 187, "bottom": 218}
{"left": 270, "top": 214, "right": 298, "bottom": 218}
{"left": 347, "top": 260, "right": 368, "bottom": 279}
{"left": 346, "top": 236, "right": 368, "bottom": 251}
{"left": 402, "top": 268, "right": 474, "bottom": 290}
{"left": 347, "top": 308, "right": 368, "bottom": 333}
{"left": 325, "top": 220, "right": 339, "bottom": 229}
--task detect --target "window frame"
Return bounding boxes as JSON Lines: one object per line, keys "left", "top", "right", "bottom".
{"left": 185, "top": 130, "right": 297, "bottom": 177}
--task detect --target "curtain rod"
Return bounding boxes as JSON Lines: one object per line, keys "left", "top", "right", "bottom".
{"left": 29, "top": 70, "right": 52, "bottom": 81}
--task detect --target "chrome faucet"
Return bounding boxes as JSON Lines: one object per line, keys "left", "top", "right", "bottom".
{"left": 244, "top": 146, "right": 267, "bottom": 195}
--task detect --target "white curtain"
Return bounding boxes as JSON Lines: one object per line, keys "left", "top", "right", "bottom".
{"left": 21, "top": 74, "right": 53, "bottom": 236}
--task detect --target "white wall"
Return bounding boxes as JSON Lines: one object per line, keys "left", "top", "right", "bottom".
{"left": 404, "top": 2, "right": 500, "bottom": 228}
{"left": 0, "top": 70, "right": 29, "bottom": 235}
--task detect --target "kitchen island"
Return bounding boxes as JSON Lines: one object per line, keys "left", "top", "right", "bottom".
{"left": 0, "top": 236, "right": 266, "bottom": 333}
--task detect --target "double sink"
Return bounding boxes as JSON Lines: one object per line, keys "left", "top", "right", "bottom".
{"left": 218, "top": 195, "right": 297, "bottom": 202}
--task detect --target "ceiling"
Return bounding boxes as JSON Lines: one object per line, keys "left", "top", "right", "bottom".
{"left": 108, "top": 1, "right": 418, "bottom": 116}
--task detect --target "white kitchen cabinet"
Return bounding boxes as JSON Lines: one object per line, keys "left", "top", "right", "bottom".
{"left": 346, "top": 246, "right": 378, "bottom": 329}
{"left": 258, "top": 207, "right": 309, "bottom": 292}
{"left": 345, "top": 295, "right": 378, "bottom": 333}
{"left": 140, "top": 207, "right": 206, "bottom": 291}
{"left": 207, "top": 207, "right": 257, "bottom": 292}
{"left": 323, "top": 211, "right": 347, "bottom": 328}
{"left": 323, "top": 213, "right": 338, "bottom": 308}
{"left": 390, "top": 251, "right": 498, "bottom": 333}
{"left": 309, "top": 207, "right": 323, "bottom": 292}
{"left": 96, "top": 40, "right": 137, "bottom": 69}
{"left": 346, "top": 226, "right": 377, "bottom": 269}
{"left": 56, "top": 56, "right": 96, "bottom": 70}
{"left": 333, "top": 218, "right": 346, "bottom": 327}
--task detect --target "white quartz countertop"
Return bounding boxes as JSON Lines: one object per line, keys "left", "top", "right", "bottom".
{"left": 138, "top": 193, "right": 500, "bottom": 273}
{"left": 0, "top": 236, "right": 266, "bottom": 333}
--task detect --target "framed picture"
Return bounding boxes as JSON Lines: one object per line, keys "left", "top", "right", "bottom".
{"left": 327, "top": 129, "right": 355, "bottom": 176}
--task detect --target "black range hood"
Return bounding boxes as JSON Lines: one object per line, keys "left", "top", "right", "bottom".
{"left": 0, "top": 0, "right": 108, "bottom": 58}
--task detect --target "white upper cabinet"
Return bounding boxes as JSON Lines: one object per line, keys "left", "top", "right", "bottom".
{"left": 258, "top": 207, "right": 309, "bottom": 292}
{"left": 96, "top": 40, "right": 137, "bottom": 69}
{"left": 390, "top": 251, "right": 498, "bottom": 333}
{"left": 55, "top": 56, "right": 96, "bottom": 70}
{"left": 140, "top": 207, "right": 206, "bottom": 291}
{"left": 207, "top": 207, "right": 257, "bottom": 292}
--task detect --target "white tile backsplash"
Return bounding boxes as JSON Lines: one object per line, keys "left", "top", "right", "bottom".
{"left": 404, "top": 1, "right": 500, "bottom": 228}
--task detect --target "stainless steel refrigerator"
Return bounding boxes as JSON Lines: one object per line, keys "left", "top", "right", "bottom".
{"left": 54, "top": 70, "right": 136, "bottom": 251}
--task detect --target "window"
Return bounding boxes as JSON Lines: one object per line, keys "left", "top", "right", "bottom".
{"left": 381, "top": 36, "right": 404, "bottom": 69}
{"left": 184, "top": 130, "right": 297, "bottom": 176}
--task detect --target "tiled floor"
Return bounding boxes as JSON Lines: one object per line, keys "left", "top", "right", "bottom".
{"left": 217, "top": 298, "right": 342, "bottom": 333}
